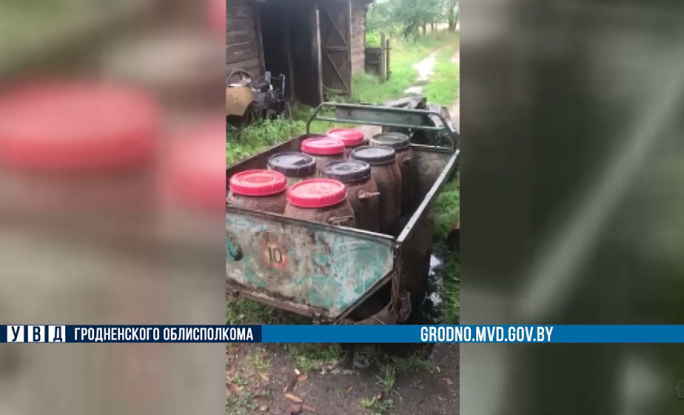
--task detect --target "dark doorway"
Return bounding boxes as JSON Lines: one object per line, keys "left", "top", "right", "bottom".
{"left": 258, "top": 1, "right": 322, "bottom": 107}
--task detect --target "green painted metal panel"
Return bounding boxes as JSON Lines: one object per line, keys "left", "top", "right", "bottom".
{"left": 226, "top": 209, "right": 394, "bottom": 318}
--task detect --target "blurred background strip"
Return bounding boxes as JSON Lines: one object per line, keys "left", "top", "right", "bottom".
{"left": 461, "top": 1, "right": 684, "bottom": 414}
{"left": 0, "top": 1, "right": 226, "bottom": 415}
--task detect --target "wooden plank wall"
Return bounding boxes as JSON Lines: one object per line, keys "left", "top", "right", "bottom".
{"left": 350, "top": 0, "right": 366, "bottom": 74}
{"left": 226, "top": 0, "right": 264, "bottom": 79}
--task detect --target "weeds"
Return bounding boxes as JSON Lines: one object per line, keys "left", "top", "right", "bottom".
{"left": 375, "top": 365, "right": 397, "bottom": 392}
{"left": 226, "top": 393, "right": 258, "bottom": 415}
{"left": 244, "top": 347, "right": 271, "bottom": 375}
{"left": 226, "top": 118, "right": 306, "bottom": 166}
{"left": 226, "top": 295, "right": 306, "bottom": 326}
{"left": 431, "top": 174, "right": 460, "bottom": 241}
{"left": 229, "top": 373, "right": 249, "bottom": 388}
{"left": 284, "top": 343, "right": 345, "bottom": 373}
{"left": 352, "top": 32, "right": 459, "bottom": 105}
{"left": 360, "top": 397, "right": 395, "bottom": 414}
{"left": 391, "top": 353, "right": 436, "bottom": 374}
{"left": 442, "top": 253, "right": 460, "bottom": 324}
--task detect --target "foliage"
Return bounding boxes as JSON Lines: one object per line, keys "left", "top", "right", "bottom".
{"left": 423, "top": 40, "right": 460, "bottom": 105}
{"left": 367, "top": 0, "right": 459, "bottom": 38}
{"left": 227, "top": 118, "right": 306, "bottom": 166}
{"left": 431, "top": 174, "right": 460, "bottom": 325}
{"left": 431, "top": 174, "right": 460, "bottom": 241}
{"left": 356, "top": 32, "right": 458, "bottom": 104}
{"left": 366, "top": 31, "right": 382, "bottom": 48}
{"left": 443, "top": 252, "right": 460, "bottom": 324}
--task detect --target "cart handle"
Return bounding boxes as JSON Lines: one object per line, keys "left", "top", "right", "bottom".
{"left": 306, "top": 102, "right": 456, "bottom": 135}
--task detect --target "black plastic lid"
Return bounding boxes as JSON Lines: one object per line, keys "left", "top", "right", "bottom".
{"left": 370, "top": 133, "right": 411, "bottom": 151}
{"left": 322, "top": 160, "right": 371, "bottom": 184}
{"left": 350, "top": 146, "right": 396, "bottom": 166}
{"left": 267, "top": 152, "right": 317, "bottom": 177}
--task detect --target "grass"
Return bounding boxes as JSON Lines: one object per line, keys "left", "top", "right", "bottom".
{"left": 226, "top": 295, "right": 306, "bottom": 325}
{"left": 243, "top": 347, "right": 271, "bottom": 375}
{"left": 431, "top": 173, "right": 460, "bottom": 241}
{"left": 352, "top": 31, "right": 459, "bottom": 105}
{"left": 360, "top": 397, "right": 395, "bottom": 415}
{"left": 375, "top": 365, "right": 397, "bottom": 392}
{"left": 442, "top": 253, "right": 461, "bottom": 324}
{"left": 424, "top": 40, "right": 460, "bottom": 106}
{"left": 226, "top": 394, "right": 258, "bottom": 415}
{"left": 431, "top": 172, "right": 461, "bottom": 325}
{"left": 391, "top": 353, "right": 437, "bottom": 374}
{"left": 227, "top": 119, "right": 307, "bottom": 166}
{"left": 283, "top": 343, "right": 345, "bottom": 373}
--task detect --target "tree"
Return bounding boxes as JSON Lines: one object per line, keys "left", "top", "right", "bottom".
{"left": 367, "top": 0, "right": 449, "bottom": 39}
{"left": 447, "top": 0, "right": 459, "bottom": 32}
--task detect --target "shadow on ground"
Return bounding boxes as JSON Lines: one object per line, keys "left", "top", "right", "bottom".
{"left": 226, "top": 342, "right": 459, "bottom": 415}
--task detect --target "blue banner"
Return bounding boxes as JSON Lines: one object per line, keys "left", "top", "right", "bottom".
{"left": 2, "top": 325, "right": 684, "bottom": 343}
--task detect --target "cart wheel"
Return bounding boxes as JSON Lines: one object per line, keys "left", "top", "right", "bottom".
{"left": 352, "top": 347, "right": 372, "bottom": 369}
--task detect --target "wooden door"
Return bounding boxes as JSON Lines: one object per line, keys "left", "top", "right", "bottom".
{"left": 318, "top": 0, "right": 352, "bottom": 96}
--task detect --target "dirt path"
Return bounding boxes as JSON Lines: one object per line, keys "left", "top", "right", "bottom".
{"left": 227, "top": 342, "right": 459, "bottom": 415}
{"left": 354, "top": 47, "right": 450, "bottom": 139}
{"left": 404, "top": 50, "right": 441, "bottom": 95}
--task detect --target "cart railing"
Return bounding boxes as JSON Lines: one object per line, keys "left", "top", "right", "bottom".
{"left": 306, "top": 102, "right": 458, "bottom": 136}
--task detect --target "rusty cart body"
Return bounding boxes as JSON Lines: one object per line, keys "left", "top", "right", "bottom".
{"left": 226, "top": 102, "right": 459, "bottom": 324}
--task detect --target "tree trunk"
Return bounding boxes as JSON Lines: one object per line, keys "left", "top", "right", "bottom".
{"left": 447, "top": 0, "right": 457, "bottom": 32}
{"left": 403, "top": 21, "right": 416, "bottom": 39}
{"left": 421, "top": 24, "right": 427, "bottom": 36}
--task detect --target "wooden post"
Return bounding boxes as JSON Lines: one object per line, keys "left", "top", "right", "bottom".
{"left": 252, "top": 0, "right": 266, "bottom": 77}
{"left": 385, "top": 38, "right": 391, "bottom": 80}
{"left": 285, "top": 17, "right": 295, "bottom": 100}
{"left": 380, "top": 32, "right": 386, "bottom": 82}
{"left": 312, "top": 6, "right": 324, "bottom": 104}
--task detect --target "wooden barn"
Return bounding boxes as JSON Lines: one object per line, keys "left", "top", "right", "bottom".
{"left": 226, "top": 0, "right": 371, "bottom": 107}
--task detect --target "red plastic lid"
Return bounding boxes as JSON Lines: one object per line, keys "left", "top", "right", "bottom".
{"left": 287, "top": 179, "right": 347, "bottom": 208}
{"left": 0, "top": 81, "right": 160, "bottom": 172}
{"left": 327, "top": 128, "right": 365, "bottom": 147}
{"left": 165, "top": 123, "right": 226, "bottom": 210}
{"left": 301, "top": 137, "right": 345, "bottom": 156}
{"left": 229, "top": 170, "right": 287, "bottom": 197}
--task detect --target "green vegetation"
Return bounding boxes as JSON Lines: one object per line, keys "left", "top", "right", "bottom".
{"left": 227, "top": 31, "right": 458, "bottom": 164}
{"left": 283, "top": 343, "right": 345, "bottom": 373}
{"left": 424, "top": 41, "right": 460, "bottom": 106}
{"left": 442, "top": 252, "right": 460, "bottom": 324}
{"left": 391, "top": 353, "right": 437, "bottom": 374}
{"left": 227, "top": 119, "right": 306, "bottom": 166}
{"left": 375, "top": 365, "right": 397, "bottom": 392}
{"left": 431, "top": 173, "right": 460, "bottom": 324}
{"left": 431, "top": 173, "right": 460, "bottom": 241}
{"left": 226, "top": 295, "right": 306, "bottom": 325}
{"left": 360, "top": 396, "right": 395, "bottom": 415}
{"left": 367, "top": 0, "right": 460, "bottom": 38}
{"left": 225, "top": 394, "right": 258, "bottom": 415}
{"left": 243, "top": 347, "right": 271, "bottom": 375}
{"left": 353, "top": 32, "right": 457, "bottom": 104}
